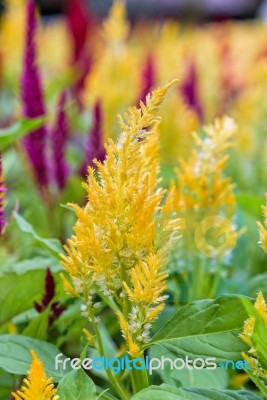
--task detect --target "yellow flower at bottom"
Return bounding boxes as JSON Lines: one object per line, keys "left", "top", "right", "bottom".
{"left": 12, "top": 350, "right": 59, "bottom": 400}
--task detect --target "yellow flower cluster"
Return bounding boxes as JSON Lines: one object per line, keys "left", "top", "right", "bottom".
{"left": 240, "top": 292, "right": 267, "bottom": 384}
{"left": 85, "top": 0, "right": 139, "bottom": 141}
{"left": 61, "top": 81, "right": 182, "bottom": 357}
{"left": 12, "top": 350, "right": 59, "bottom": 400}
{"left": 102, "top": 0, "right": 129, "bottom": 46}
{"left": 0, "top": 0, "right": 26, "bottom": 78}
{"left": 170, "top": 116, "right": 237, "bottom": 212}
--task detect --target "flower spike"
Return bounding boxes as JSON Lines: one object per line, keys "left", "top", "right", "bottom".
{"left": 12, "top": 350, "right": 59, "bottom": 400}
{"left": 21, "top": 0, "right": 49, "bottom": 188}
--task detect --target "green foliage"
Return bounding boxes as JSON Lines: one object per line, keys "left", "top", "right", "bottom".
{"left": 148, "top": 297, "right": 248, "bottom": 362}
{"left": 0, "top": 335, "right": 71, "bottom": 381}
{"left": 57, "top": 369, "right": 98, "bottom": 399}
{"left": 0, "top": 117, "right": 46, "bottom": 151}
{"left": 13, "top": 212, "right": 62, "bottom": 256}
{"left": 131, "top": 385, "right": 263, "bottom": 400}
{"left": 149, "top": 346, "right": 229, "bottom": 389}
{"left": 0, "top": 270, "right": 45, "bottom": 326}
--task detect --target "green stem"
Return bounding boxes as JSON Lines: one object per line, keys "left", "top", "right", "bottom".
{"left": 90, "top": 313, "right": 129, "bottom": 400}
{"left": 210, "top": 261, "right": 222, "bottom": 298}
{"left": 98, "top": 292, "right": 121, "bottom": 314}
{"left": 190, "top": 257, "right": 202, "bottom": 301}
{"left": 130, "top": 354, "right": 149, "bottom": 394}
{"left": 245, "top": 368, "right": 267, "bottom": 398}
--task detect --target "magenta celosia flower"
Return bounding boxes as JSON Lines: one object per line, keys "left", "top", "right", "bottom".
{"left": 66, "top": 0, "right": 93, "bottom": 99}
{"left": 51, "top": 92, "right": 69, "bottom": 191}
{"left": 138, "top": 53, "right": 156, "bottom": 105}
{"left": 80, "top": 99, "right": 105, "bottom": 177}
{"left": 180, "top": 57, "right": 203, "bottom": 120}
{"left": 34, "top": 268, "right": 65, "bottom": 326}
{"left": 0, "top": 155, "right": 7, "bottom": 235}
{"left": 21, "top": 0, "right": 49, "bottom": 188}
{"left": 66, "top": 0, "right": 89, "bottom": 63}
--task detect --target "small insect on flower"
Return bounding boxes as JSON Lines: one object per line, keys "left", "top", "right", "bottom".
{"left": 12, "top": 350, "right": 59, "bottom": 400}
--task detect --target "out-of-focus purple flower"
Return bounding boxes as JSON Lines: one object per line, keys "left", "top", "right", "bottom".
{"left": 34, "top": 268, "right": 65, "bottom": 326}
{"left": 66, "top": 0, "right": 89, "bottom": 63}
{"left": 51, "top": 92, "right": 69, "bottom": 191}
{"left": 138, "top": 53, "right": 156, "bottom": 105}
{"left": 21, "top": 0, "right": 49, "bottom": 188}
{"left": 0, "top": 155, "right": 7, "bottom": 235}
{"left": 66, "top": 0, "right": 93, "bottom": 98}
{"left": 80, "top": 99, "right": 105, "bottom": 177}
{"left": 180, "top": 57, "right": 203, "bottom": 120}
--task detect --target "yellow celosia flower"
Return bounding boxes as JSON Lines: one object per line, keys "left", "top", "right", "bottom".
{"left": 171, "top": 116, "right": 237, "bottom": 211}
{"left": 258, "top": 194, "right": 267, "bottom": 253}
{"left": 12, "top": 350, "right": 59, "bottom": 400}
{"left": 239, "top": 316, "right": 255, "bottom": 348}
{"left": 102, "top": 0, "right": 129, "bottom": 46}
{"left": 240, "top": 292, "right": 267, "bottom": 384}
{"left": 85, "top": 0, "right": 138, "bottom": 141}
{"left": 0, "top": 0, "right": 26, "bottom": 78}
{"left": 83, "top": 328, "right": 96, "bottom": 347}
{"left": 61, "top": 81, "right": 181, "bottom": 357}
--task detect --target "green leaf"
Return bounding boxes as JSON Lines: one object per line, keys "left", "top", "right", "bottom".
{"left": 248, "top": 273, "right": 267, "bottom": 299}
{"left": 13, "top": 212, "right": 62, "bottom": 255}
{"left": 131, "top": 384, "right": 262, "bottom": 400}
{"left": 22, "top": 308, "right": 50, "bottom": 341}
{"left": 237, "top": 193, "right": 263, "bottom": 218}
{"left": 0, "top": 270, "right": 45, "bottom": 326}
{"left": 0, "top": 117, "right": 46, "bottom": 151}
{"left": 2, "top": 257, "right": 62, "bottom": 275}
{"left": 149, "top": 346, "right": 228, "bottom": 389}
{"left": 0, "top": 334, "right": 71, "bottom": 381}
{"left": 148, "top": 296, "right": 248, "bottom": 362}
{"left": 96, "top": 386, "right": 118, "bottom": 400}
{"left": 0, "top": 368, "right": 14, "bottom": 399}
{"left": 57, "top": 369, "right": 97, "bottom": 399}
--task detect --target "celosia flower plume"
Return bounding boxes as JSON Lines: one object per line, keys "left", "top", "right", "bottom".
{"left": 239, "top": 292, "right": 267, "bottom": 395}
{"left": 80, "top": 99, "right": 105, "bottom": 177}
{"left": 34, "top": 268, "right": 65, "bottom": 325}
{"left": 180, "top": 57, "right": 203, "bottom": 120}
{"left": 66, "top": 0, "right": 93, "bottom": 97}
{"left": 102, "top": 0, "right": 129, "bottom": 47}
{"left": 61, "top": 81, "right": 181, "bottom": 357}
{"left": 51, "top": 91, "right": 69, "bottom": 191}
{"left": 66, "top": 0, "right": 90, "bottom": 63}
{"left": 171, "top": 116, "right": 237, "bottom": 211}
{"left": 21, "top": 0, "right": 49, "bottom": 188}
{"left": 138, "top": 52, "right": 156, "bottom": 105}
{"left": 12, "top": 350, "right": 59, "bottom": 400}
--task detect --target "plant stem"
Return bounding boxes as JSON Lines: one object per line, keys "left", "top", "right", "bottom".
{"left": 190, "top": 257, "right": 202, "bottom": 301}
{"left": 210, "top": 260, "right": 222, "bottom": 298}
{"left": 130, "top": 354, "right": 149, "bottom": 394}
{"left": 98, "top": 292, "right": 120, "bottom": 314}
{"left": 90, "top": 313, "right": 129, "bottom": 400}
